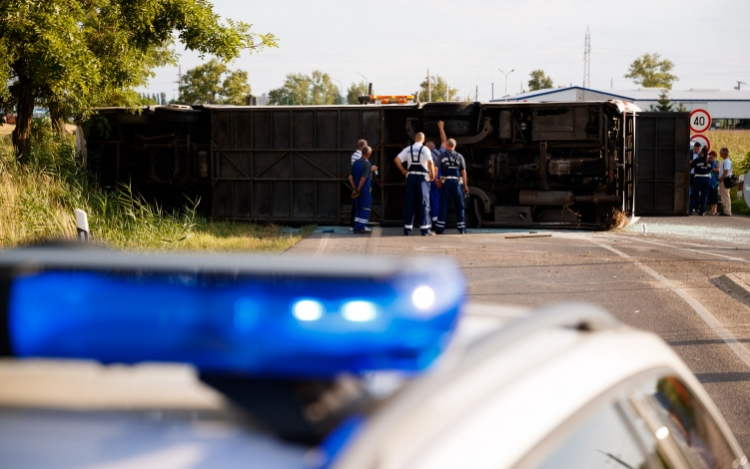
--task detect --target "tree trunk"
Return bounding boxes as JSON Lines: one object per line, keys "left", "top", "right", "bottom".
{"left": 12, "top": 86, "right": 35, "bottom": 164}
{"left": 49, "top": 100, "right": 66, "bottom": 134}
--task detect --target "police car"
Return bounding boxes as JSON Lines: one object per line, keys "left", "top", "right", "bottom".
{"left": 0, "top": 247, "right": 747, "bottom": 469}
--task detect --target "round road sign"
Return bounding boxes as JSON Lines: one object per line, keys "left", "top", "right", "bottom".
{"left": 690, "top": 134, "right": 711, "bottom": 152}
{"left": 690, "top": 109, "right": 711, "bottom": 133}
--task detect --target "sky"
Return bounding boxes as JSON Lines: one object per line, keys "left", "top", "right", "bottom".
{"left": 139, "top": 0, "right": 750, "bottom": 102}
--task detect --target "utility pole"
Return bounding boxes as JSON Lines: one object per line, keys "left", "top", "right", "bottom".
{"left": 498, "top": 69, "right": 514, "bottom": 102}
{"left": 331, "top": 78, "right": 344, "bottom": 104}
{"left": 426, "top": 69, "right": 431, "bottom": 102}
{"left": 356, "top": 72, "right": 369, "bottom": 99}
{"left": 583, "top": 26, "right": 591, "bottom": 89}
{"left": 492, "top": 83, "right": 494, "bottom": 100}
{"left": 736, "top": 81, "right": 747, "bottom": 90}
{"left": 475, "top": 85, "right": 478, "bottom": 101}
{"left": 176, "top": 65, "right": 182, "bottom": 100}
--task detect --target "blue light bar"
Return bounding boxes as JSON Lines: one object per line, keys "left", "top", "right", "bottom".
{"left": 4, "top": 252, "right": 465, "bottom": 377}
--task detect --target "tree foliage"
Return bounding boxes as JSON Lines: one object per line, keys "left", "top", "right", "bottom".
{"left": 268, "top": 71, "right": 342, "bottom": 105}
{"left": 179, "top": 59, "right": 251, "bottom": 105}
{"left": 347, "top": 81, "right": 368, "bottom": 104}
{"left": 649, "top": 89, "right": 673, "bottom": 112}
{"left": 624, "top": 53, "right": 678, "bottom": 89}
{"left": 0, "top": 0, "right": 277, "bottom": 161}
{"left": 418, "top": 75, "right": 458, "bottom": 102}
{"left": 528, "top": 69, "right": 554, "bottom": 91}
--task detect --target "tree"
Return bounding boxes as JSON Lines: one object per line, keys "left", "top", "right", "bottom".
{"left": 0, "top": 0, "right": 276, "bottom": 162}
{"left": 528, "top": 70, "right": 554, "bottom": 91}
{"left": 178, "top": 59, "right": 251, "bottom": 105}
{"left": 268, "top": 71, "right": 342, "bottom": 105}
{"left": 624, "top": 53, "right": 678, "bottom": 89}
{"left": 347, "top": 81, "right": 368, "bottom": 104}
{"left": 418, "top": 75, "right": 458, "bottom": 102}
{"left": 649, "top": 89, "right": 673, "bottom": 111}
{"left": 221, "top": 70, "right": 252, "bottom": 105}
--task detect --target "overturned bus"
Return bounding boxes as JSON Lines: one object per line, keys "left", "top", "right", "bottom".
{"left": 84, "top": 101, "right": 689, "bottom": 229}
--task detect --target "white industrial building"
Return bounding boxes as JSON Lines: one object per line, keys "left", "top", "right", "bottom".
{"left": 495, "top": 86, "right": 750, "bottom": 129}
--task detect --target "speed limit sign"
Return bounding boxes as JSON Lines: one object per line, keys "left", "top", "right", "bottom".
{"left": 690, "top": 134, "right": 711, "bottom": 152}
{"left": 690, "top": 109, "right": 711, "bottom": 133}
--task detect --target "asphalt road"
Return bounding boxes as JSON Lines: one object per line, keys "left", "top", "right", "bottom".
{"left": 288, "top": 215, "right": 750, "bottom": 452}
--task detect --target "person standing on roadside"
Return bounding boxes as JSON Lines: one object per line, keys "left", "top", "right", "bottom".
{"left": 435, "top": 121, "right": 469, "bottom": 233}
{"left": 394, "top": 133, "right": 436, "bottom": 236}
{"left": 348, "top": 146, "right": 373, "bottom": 234}
{"left": 689, "top": 142, "right": 702, "bottom": 188}
{"left": 351, "top": 139, "right": 367, "bottom": 165}
{"left": 690, "top": 147, "right": 711, "bottom": 216}
{"left": 707, "top": 150, "right": 720, "bottom": 215}
{"left": 349, "top": 139, "right": 377, "bottom": 228}
{"left": 719, "top": 147, "right": 733, "bottom": 217}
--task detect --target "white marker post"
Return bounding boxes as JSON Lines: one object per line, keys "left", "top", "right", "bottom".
{"left": 75, "top": 209, "right": 90, "bottom": 242}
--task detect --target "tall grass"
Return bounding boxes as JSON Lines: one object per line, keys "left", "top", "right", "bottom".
{"left": 0, "top": 122, "right": 310, "bottom": 251}
{"left": 705, "top": 130, "right": 750, "bottom": 173}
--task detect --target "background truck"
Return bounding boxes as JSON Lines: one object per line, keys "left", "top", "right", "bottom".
{"left": 83, "top": 101, "right": 689, "bottom": 229}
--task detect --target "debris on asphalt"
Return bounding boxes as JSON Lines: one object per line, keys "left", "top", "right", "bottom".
{"left": 505, "top": 234, "right": 553, "bottom": 239}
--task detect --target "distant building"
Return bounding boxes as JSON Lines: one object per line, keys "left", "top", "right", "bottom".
{"left": 495, "top": 86, "right": 750, "bottom": 129}
{"left": 32, "top": 108, "right": 49, "bottom": 119}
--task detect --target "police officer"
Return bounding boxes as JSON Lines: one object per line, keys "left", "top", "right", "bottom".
{"left": 424, "top": 141, "right": 443, "bottom": 229}
{"left": 349, "top": 146, "right": 373, "bottom": 233}
{"left": 690, "top": 147, "right": 711, "bottom": 216}
{"left": 394, "top": 132, "right": 436, "bottom": 236}
{"left": 435, "top": 121, "right": 468, "bottom": 234}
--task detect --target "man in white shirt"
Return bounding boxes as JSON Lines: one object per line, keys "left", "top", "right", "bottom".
{"left": 394, "top": 132, "right": 436, "bottom": 236}
{"left": 718, "top": 147, "right": 733, "bottom": 216}
{"left": 351, "top": 139, "right": 367, "bottom": 165}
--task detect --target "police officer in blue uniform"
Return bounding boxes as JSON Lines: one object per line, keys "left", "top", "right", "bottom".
{"left": 435, "top": 123, "right": 469, "bottom": 234}
{"left": 394, "top": 132, "right": 436, "bottom": 236}
{"left": 348, "top": 146, "right": 373, "bottom": 233}
{"left": 425, "top": 141, "right": 443, "bottom": 229}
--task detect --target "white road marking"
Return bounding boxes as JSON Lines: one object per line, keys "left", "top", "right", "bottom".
{"left": 592, "top": 241, "right": 750, "bottom": 369}
{"left": 314, "top": 233, "right": 330, "bottom": 257}
{"left": 608, "top": 234, "right": 750, "bottom": 263}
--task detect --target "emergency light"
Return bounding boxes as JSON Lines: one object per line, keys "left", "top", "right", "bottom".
{"left": 0, "top": 249, "right": 465, "bottom": 377}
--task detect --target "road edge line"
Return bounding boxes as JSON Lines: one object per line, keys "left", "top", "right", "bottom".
{"left": 608, "top": 234, "right": 750, "bottom": 264}
{"left": 592, "top": 241, "right": 750, "bottom": 369}
{"left": 314, "top": 233, "right": 330, "bottom": 257}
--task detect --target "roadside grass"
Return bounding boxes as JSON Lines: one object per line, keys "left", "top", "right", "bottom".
{"left": 732, "top": 199, "right": 750, "bottom": 217}
{"left": 0, "top": 122, "right": 312, "bottom": 251}
{"left": 705, "top": 130, "right": 750, "bottom": 173}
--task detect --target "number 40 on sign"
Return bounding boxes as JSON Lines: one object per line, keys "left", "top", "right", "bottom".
{"left": 690, "top": 109, "right": 711, "bottom": 134}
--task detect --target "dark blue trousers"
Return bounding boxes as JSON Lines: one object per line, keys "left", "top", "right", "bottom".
{"left": 436, "top": 180, "right": 466, "bottom": 234}
{"left": 404, "top": 174, "right": 431, "bottom": 235}
{"left": 690, "top": 176, "right": 709, "bottom": 215}
{"left": 430, "top": 181, "right": 440, "bottom": 224}
{"left": 354, "top": 181, "right": 371, "bottom": 231}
